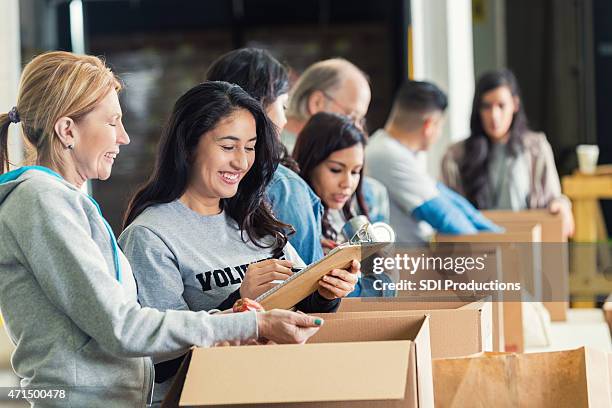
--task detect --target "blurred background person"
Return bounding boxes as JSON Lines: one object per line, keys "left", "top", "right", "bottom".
{"left": 441, "top": 69, "right": 574, "bottom": 239}
{"left": 283, "top": 58, "right": 390, "bottom": 224}
{"left": 367, "top": 80, "right": 501, "bottom": 243}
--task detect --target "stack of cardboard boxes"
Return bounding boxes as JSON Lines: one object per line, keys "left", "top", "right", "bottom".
{"left": 162, "top": 210, "right": 612, "bottom": 407}
{"left": 162, "top": 297, "right": 611, "bottom": 407}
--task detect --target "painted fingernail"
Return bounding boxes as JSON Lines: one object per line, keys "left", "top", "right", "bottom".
{"left": 314, "top": 318, "right": 323, "bottom": 326}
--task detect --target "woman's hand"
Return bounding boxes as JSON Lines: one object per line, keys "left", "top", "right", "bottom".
{"left": 257, "top": 309, "right": 322, "bottom": 344}
{"left": 240, "top": 259, "right": 294, "bottom": 299}
{"left": 317, "top": 259, "right": 361, "bottom": 300}
{"left": 549, "top": 198, "right": 575, "bottom": 239}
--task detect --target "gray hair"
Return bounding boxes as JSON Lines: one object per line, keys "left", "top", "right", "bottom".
{"left": 286, "top": 58, "right": 356, "bottom": 121}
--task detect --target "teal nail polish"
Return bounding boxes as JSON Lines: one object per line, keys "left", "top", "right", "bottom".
{"left": 314, "top": 318, "right": 323, "bottom": 326}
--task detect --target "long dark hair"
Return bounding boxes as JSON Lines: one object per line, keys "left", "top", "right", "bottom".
{"left": 123, "top": 81, "right": 289, "bottom": 250}
{"left": 293, "top": 112, "right": 369, "bottom": 240}
{"left": 459, "top": 69, "right": 529, "bottom": 208}
{"left": 205, "top": 48, "right": 299, "bottom": 172}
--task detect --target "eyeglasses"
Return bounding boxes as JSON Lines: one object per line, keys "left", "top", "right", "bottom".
{"left": 321, "top": 91, "right": 367, "bottom": 130}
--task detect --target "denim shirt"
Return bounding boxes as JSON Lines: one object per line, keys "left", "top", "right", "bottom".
{"left": 362, "top": 176, "right": 390, "bottom": 223}
{"left": 266, "top": 164, "right": 324, "bottom": 264}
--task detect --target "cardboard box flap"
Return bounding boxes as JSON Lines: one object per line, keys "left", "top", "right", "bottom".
{"left": 309, "top": 315, "right": 434, "bottom": 408}
{"left": 330, "top": 299, "right": 493, "bottom": 357}
{"left": 161, "top": 350, "right": 192, "bottom": 408}
{"left": 309, "top": 314, "right": 426, "bottom": 343}
{"left": 412, "top": 314, "right": 434, "bottom": 408}
{"left": 179, "top": 342, "right": 411, "bottom": 406}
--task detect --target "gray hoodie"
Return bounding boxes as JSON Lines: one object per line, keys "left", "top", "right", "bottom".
{"left": 0, "top": 167, "right": 258, "bottom": 407}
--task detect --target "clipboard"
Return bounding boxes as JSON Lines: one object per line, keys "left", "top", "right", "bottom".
{"left": 256, "top": 242, "right": 390, "bottom": 310}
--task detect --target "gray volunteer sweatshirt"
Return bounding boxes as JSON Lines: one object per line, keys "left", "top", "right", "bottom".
{"left": 119, "top": 200, "right": 340, "bottom": 404}
{"left": 0, "top": 168, "right": 258, "bottom": 407}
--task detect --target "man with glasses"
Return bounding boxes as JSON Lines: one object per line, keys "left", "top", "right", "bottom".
{"left": 284, "top": 58, "right": 389, "bottom": 224}
{"left": 284, "top": 58, "right": 370, "bottom": 150}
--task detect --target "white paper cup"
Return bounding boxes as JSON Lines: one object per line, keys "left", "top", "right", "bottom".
{"left": 576, "top": 144, "right": 599, "bottom": 174}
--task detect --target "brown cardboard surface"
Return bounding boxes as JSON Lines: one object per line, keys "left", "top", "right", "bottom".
{"left": 433, "top": 347, "right": 612, "bottom": 408}
{"left": 481, "top": 210, "right": 564, "bottom": 243}
{"left": 307, "top": 314, "right": 434, "bottom": 408}
{"left": 162, "top": 315, "right": 434, "bottom": 408}
{"left": 543, "top": 301, "right": 569, "bottom": 322}
{"left": 180, "top": 342, "right": 410, "bottom": 406}
{"left": 502, "top": 302, "right": 523, "bottom": 353}
{"left": 378, "top": 245, "right": 505, "bottom": 351}
{"left": 332, "top": 298, "right": 492, "bottom": 357}
{"left": 437, "top": 226, "right": 543, "bottom": 353}
{"left": 483, "top": 210, "right": 569, "bottom": 321}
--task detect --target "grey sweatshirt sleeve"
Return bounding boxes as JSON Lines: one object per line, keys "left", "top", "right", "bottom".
{"left": 118, "top": 225, "right": 191, "bottom": 312}
{"left": 6, "top": 184, "right": 258, "bottom": 358}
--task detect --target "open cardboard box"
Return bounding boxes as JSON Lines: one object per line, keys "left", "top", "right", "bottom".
{"left": 162, "top": 315, "right": 434, "bottom": 408}
{"left": 482, "top": 209, "right": 569, "bottom": 321}
{"left": 327, "top": 297, "right": 492, "bottom": 358}
{"left": 437, "top": 224, "right": 543, "bottom": 353}
{"left": 432, "top": 347, "right": 612, "bottom": 408}
{"left": 368, "top": 245, "right": 505, "bottom": 352}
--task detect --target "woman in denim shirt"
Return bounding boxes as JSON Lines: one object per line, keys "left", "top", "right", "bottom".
{"left": 293, "top": 112, "right": 394, "bottom": 297}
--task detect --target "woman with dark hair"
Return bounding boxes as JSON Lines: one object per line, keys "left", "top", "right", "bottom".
{"left": 206, "top": 48, "right": 324, "bottom": 264}
{"left": 441, "top": 69, "right": 574, "bottom": 238}
{"left": 0, "top": 52, "right": 321, "bottom": 407}
{"left": 293, "top": 112, "right": 393, "bottom": 297}
{"left": 119, "top": 82, "right": 359, "bottom": 404}
{"left": 293, "top": 112, "right": 369, "bottom": 245}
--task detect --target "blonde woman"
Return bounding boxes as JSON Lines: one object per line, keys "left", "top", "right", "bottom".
{"left": 0, "top": 51, "right": 321, "bottom": 407}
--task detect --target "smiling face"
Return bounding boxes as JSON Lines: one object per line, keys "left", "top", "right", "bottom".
{"left": 310, "top": 144, "right": 364, "bottom": 210}
{"left": 187, "top": 109, "right": 257, "bottom": 207}
{"left": 71, "top": 90, "right": 130, "bottom": 181}
{"left": 479, "top": 85, "right": 518, "bottom": 143}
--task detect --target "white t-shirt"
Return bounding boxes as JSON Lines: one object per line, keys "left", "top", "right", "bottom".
{"left": 365, "top": 129, "right": 439, "bottom": 242}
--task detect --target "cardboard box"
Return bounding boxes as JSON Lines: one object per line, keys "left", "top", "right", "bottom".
{"left": 437, "top": 225, "right": 543, "bottom": 353}
{"left": 163, "top": 315, "right": 434, "bottom": 408}
{"left": 433, "top": 347, "right": 612, "bottom": 408}
{"left": 376, "top": 245, "right": 505, "bottom": 352}
{"left": 329, "top": 297, "right": 492, "bottom": 358}
{"left": 483, "top": 210, "right": 569, "bottom": 321}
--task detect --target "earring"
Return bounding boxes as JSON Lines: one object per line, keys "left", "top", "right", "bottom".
{"left": 66, "top": 144, "right": 74, "bottom": 150}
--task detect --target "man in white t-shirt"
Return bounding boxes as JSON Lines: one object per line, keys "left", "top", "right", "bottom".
{"left": 366, "top": 81, "right": 501, "bottom": 243}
